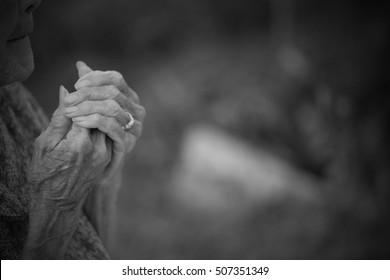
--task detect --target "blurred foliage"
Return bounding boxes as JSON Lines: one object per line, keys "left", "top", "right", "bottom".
{"left": 26, "top": 0, "right": 390, "bottom": 259}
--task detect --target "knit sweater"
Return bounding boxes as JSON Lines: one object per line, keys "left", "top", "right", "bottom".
{"left": 0, "top": 82, "right": 109, "bottom": 259}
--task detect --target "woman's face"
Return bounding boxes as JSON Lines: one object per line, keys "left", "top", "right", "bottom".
{"left": 0, "top": 0, "right": 41, "bottom": 86}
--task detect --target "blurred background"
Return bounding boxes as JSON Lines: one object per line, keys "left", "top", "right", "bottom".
{"left": 27, "top": 0, "right": 390, "bottom": 259}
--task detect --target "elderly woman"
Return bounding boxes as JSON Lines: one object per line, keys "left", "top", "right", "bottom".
{"left": 0, "top": 0, "right": 145, "bottom": 259}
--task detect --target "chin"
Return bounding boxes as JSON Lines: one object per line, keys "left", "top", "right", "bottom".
{"left": 0, "top": 36, "right": 34, "bottom": 86}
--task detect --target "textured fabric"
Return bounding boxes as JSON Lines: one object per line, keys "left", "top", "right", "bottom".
{"left": 0, "top": 82, "right": 109, "bottom": 259}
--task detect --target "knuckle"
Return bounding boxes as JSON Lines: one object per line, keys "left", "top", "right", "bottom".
{"left": 101, "top": 85, "right": 116, "bottom": 99}
{"left": 132, "top": 91, "right": 140, "bottom": 103}
{"left": 106, "top": 84, "right": 116, "bottom": 92}
{"left": 135, "top": 105, "right": 146, "bottom": 121}
{"left": 77, "top": 87, "right": 89, "bottom": 97}
{"left": 105, "top": 99, "right": 120, "bottom": 116}
{"left": 106, "top": 84, "right": 120, "bottom": 98}
{"left": 113, "top": 88, "right": 121, "bottom": 99}
{"left": 74, "top": 88, "right": 89, "bottom": 103}
{"left": 120, "top": 96, "right": 132, "bottom": 111}
{"left": 128, "top": 87, "right": 140, "bottom": 104}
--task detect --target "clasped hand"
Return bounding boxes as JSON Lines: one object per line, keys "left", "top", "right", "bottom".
{"left": 28, "top": 61, "right": 145, "bottom": 209}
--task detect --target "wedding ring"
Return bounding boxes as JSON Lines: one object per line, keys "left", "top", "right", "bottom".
{"left": 122, "top": 112, "right": 135, "bottom": 131}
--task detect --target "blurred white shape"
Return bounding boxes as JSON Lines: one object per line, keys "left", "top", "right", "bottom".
{"left": 172, "top": 124, "right": 320, "bottom": 213}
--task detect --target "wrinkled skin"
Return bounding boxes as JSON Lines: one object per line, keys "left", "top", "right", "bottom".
{"left": 70, "top": 62, "right": 146, "bottom": 250}
{"left": 28, "top": 90, "right": 112, "bottom": 206}
{"left": 1, "top": 0, "right": 146, "bottom": 259}
{"left": 24, "top": 63, "right": 145, "bottom": 258}
{"left": 65, "top": 62, "right": 145, "bottom": 184}
{"left": 0, "top": 0, "right": 40, "bottom": 85}
{"left": 23, "top": 86, "right": 113, "bottom": 259}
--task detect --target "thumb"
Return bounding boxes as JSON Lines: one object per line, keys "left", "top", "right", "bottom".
{"left": 58, "top": 84, "right": 67, "bottom": 108}
{"left": 45, "top": 86, "right": 72, "bottom": 146}
{"left": 76, "top": 60, "right": 93, "bottom": 78}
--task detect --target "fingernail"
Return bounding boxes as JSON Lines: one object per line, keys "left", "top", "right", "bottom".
{"left": 64, "top": 94, "right": 78, "bottom": 105}
{"left": 64, "top": 106, "right": 78, "bottom": 114}
{"left": 75, "top": 79, "right": 90, "bottom": 89}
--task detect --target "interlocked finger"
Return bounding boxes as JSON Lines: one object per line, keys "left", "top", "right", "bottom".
{"left": 72, "top": 113, "right": 143, "bottom": 139}
{"left": 64, "top": 86, "right": 146, "bottom": 122}
{"left": 64, "top": 99, "right": 131, "bottom": 127}
{"left": 71, "top": 114, "right": 134, "bottom": 153}
{"left": 74, "top": 70, "right": 140, "bottom": 103}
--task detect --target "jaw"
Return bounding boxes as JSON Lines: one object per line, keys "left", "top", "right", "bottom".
{"left": 0, "top": 36, "right": 34, "bottom": 86}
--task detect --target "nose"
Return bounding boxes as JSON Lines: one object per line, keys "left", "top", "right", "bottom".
{"left": 20, "top": 0, "right": 42, "bottom": 14}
